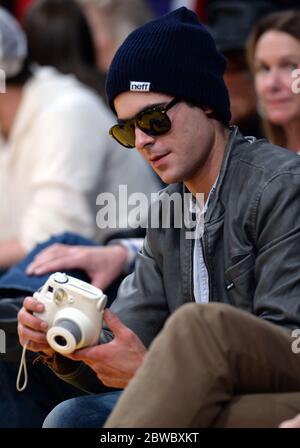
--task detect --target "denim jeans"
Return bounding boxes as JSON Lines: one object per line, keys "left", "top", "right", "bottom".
{"left": 43, "top": 391, "right": 122, "bottom": 428}
{"left": 0, "top": 360, "right": 84, "bottom": 428}
{"left": 0, "top": 232, "right": 126, "bottom": 427}
{"left": 0, "top": 232, "right": 97, "bottom": 295}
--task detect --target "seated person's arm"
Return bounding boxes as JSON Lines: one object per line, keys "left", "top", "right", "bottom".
{"left": 26, "top": 241, "right": 138, "bottom": 290}
{"left": 17, "top": 91, "right": 113, "bottom": 254}
{"left": 0, "top": 239, "right": 26, "bottom": 269}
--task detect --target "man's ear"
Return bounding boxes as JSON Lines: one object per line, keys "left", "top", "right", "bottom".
{"left": 203, "top": 106, "right": 214, "bottom": 115}
{"left": 203, "top": 106, "right": 219, "bottom": 120}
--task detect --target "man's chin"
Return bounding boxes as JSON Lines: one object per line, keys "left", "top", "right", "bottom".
{"left": 159, "top": 173, "right": 180, "bottom": 185}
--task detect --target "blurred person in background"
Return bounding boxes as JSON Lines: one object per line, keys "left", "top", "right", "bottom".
{"left": 21, "top": 0, "right": 162, "bottom": 286}
{"left": 207, "top": 1, "right": 276, "bottom": 138}
{"left": 247, "top": 9, "right": 300, "bottom": 152}
{"left": 77, "top": 0, "right": 153, "bottom": 74}
{"left": 0, "top": 5, "right": 107, "bottom": 269}
{"left": 0, "top": 3, "right": 159, "bottom": 427}
{"left": 0, "top": 3, "right": 159, "bottom": 271}
{"left": 15, "top": 0, "right": 160, "bottom": 290}
{"left": 147, "top": 0, "right": 207, "bottom": 20}
{"left": 24, "top": 0, "right": 105, "bottom": 96}
{"left": 0, "top": 0, "right": 34, "bottom": 23}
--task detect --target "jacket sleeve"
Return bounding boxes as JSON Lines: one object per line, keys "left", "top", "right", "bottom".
{"left": 36, "top": 352, "right": 116, "bottom": 394}
{"left": 253, "top": 171, "right": 300, "bottom": 329}
{"left": 108, "top": 234, "right": 170, "bottom": 347}
{"left": 45, "top": 232, "right": 169, "bottom": 392}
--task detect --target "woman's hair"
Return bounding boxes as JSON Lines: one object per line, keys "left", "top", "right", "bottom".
{"left": 247, "top": 9, "right": 300, "bottom": 146}
{"left": 24, "top": 0, "right": 105, "bottom": 95}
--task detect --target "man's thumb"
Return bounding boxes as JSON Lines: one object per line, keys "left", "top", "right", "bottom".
{"left": 103, "top": 308, "right": 126, "bottom": 336}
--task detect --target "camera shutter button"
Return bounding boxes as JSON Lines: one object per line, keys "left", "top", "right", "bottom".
{"left": 53, "top": 273, "right": 69, "bottom": 284}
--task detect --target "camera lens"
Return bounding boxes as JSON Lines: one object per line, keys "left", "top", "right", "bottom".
{"left": 48, "top": 319, "right": 82, "bottom": 354}
{"left": 54, "top": 335, "right": 67, "bottom": 347}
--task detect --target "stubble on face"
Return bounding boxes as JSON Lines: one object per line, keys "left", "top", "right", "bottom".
{"left": 114, "top": 91, "right": 228, "bottom": 197}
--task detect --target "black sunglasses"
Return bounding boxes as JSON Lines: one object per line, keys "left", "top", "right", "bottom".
{"left": 109, "top": 97, "right": 180, "bottom": 149}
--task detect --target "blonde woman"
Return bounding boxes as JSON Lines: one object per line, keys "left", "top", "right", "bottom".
{"left": 247, "top": 10, "right": 300, "bottom": 152}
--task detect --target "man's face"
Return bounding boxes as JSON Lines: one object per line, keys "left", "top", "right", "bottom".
{"left": 114, "top": 91, "right": 215, "bottom": 186}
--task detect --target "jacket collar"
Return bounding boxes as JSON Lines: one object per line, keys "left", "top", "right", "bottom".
{"left": 170, "top": 126, "right": 253, "bottom": 224}
{"left": 204, "top": 126, "right": 249, "bottom": 223}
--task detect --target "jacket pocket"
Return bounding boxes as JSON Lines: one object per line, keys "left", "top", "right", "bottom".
{"left": 224, "top": 254, "right": 255, "bottom": 310}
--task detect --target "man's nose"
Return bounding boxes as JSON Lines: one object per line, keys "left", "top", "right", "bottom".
{"left": 134, "top": 127, "right": 155, "bottom": 150}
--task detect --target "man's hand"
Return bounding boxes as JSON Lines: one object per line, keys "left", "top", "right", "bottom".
{"left": 68, "top": 309, "right": 146, "bottom": 389}
{"left": 26, "top": 244, "right": 128, "bottom": 290}
{"left": 17, "top": 296, "right": 54, "bottom": 356}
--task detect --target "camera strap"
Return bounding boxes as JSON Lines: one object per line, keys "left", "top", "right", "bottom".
{"left": 16, "top": 341, "right": 28, "bottom": 392}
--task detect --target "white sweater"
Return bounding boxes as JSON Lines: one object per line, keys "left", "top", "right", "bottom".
{"left": 0, "top": 67, "right": 159, "bottom": 251}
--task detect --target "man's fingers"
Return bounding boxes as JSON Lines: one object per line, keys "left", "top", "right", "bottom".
{"left": 23, "top": 296, "right": 45, "bottom": 313}
{"left": 25, "top": 341, "right": 53, "bottom": 353}
{"left": 27, "top": 258, "right": 73, "bottom": 276}
{"left": 27, "top": 258, "right": 65, "bottom": 275}
{"left": 68, "top": 345, "right": 102, "bottom": 362}
{"left": 18, "top": 307, "right": 48, "bottom": 331}
{"left": 18, "top": 323, "right": 48, "bottom": 345}
{"left": 26, "top": 244, "right": 69, "bottom": 274}
{"left": 27, "top": 244, "right": 61, "bottom": 263}
{"left": 35, "top": 244, "right": 66, "bottom": 261}
{"left": 103, "top": 309, "right": 129, "bottom": 338}
{"left": 29, "top": 342, "right": 52, "bottom": 352}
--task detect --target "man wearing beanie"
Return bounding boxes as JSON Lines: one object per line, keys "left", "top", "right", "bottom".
{"left": 20, "top": 7, "right": 300, "bottom": 428}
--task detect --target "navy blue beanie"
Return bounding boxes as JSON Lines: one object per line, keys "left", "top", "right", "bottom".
{"left": 106, "top": 7, "right": 231, "bottom": 123}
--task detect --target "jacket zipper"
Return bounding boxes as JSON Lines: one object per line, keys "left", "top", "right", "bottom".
{"left": 200, "top": 232, "right": 212, "bottom": 302}
{"left": 188, "top": 237, "right": 195, "bottom": 302}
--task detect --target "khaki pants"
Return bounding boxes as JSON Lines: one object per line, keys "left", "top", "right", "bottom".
{"left": 105, "top": 303, "right": 300, "bottom": 428}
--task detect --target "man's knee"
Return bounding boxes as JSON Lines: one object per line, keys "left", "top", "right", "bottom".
{"left": 166, "top": 302, "right": 238, "bottom": 329}
{"left": 162, "top": 302, "right": 256, "bottom": 350}
{"left": 43, "top": 399, "right": 73, "bottom": 428}
{"left": 43, "top": 392, "right": 122, "bottom": 428}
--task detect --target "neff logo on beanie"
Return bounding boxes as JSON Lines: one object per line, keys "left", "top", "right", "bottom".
{"left": 106, "top": 7, "right": 231, "bottom": 122}
{"left": 130, "top": 81, "right": 151, "bottom": 92}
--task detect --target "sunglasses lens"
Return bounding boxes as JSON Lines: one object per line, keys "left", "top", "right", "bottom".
{"left": 110, "top": 104, "right": 174, "bottom": 148}
{"left": 138, "top": 110, "right": 171, "bottom": 135}
{"left": 109, "top": 123, "right": 135, "bottom": 148}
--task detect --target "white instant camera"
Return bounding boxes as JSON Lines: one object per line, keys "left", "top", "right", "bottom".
{"left": 34, "top": 272, "right": 107, "bottom": 355}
